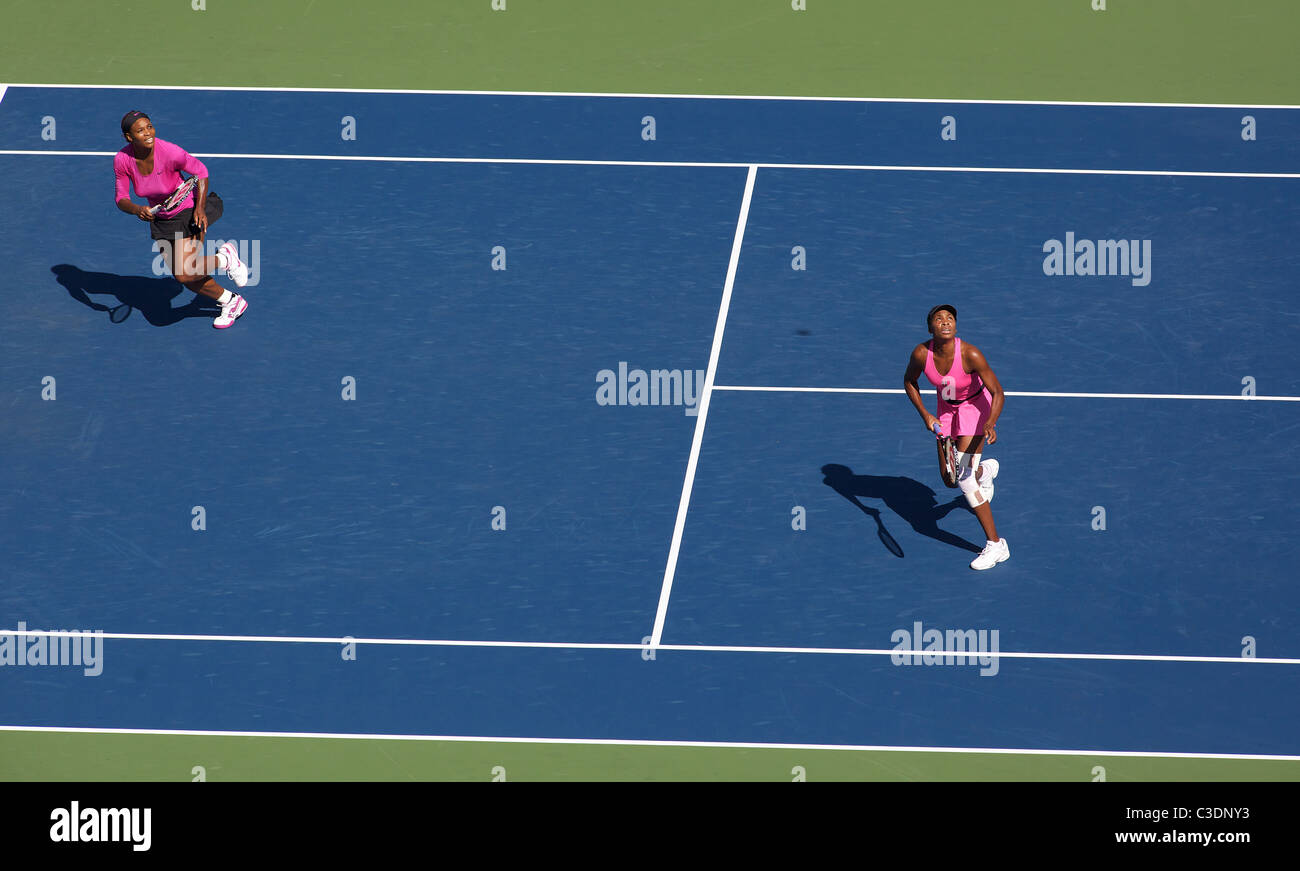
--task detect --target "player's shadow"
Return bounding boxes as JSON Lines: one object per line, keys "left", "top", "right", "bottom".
{"left": 52, "top": 265, "right": 218, "bottom": 326}
{"left": 821, "top": 464, "right": 982, "bottom": 556}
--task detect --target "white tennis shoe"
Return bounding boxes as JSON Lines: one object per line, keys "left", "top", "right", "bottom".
{"left": 217, "top": 241, "right": 249, "bottom": 287}
{"left": 978, "top": 458, "right": 999, "bottom": 503}
{"left": 213, "top": 294, "right": 248, "bottom": 329}
{"left": 970, "top": 538, "right": 1009, "bottom": 570}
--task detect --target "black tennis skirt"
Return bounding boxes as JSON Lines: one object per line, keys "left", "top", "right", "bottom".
{"left": 149, "top": 192, "right": 224, "bottom": 242}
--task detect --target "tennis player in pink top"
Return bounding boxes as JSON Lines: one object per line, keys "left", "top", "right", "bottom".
{"left": 114, "top": 110, "right": 250, "bottom": 329}
{"left": 903, "top": 304, "right": 1009, "bottom": 570}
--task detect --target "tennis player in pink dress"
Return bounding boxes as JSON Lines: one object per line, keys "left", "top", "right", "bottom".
{"left": 114, "top": 110, "right": 250, "bottom": 329}
{"left": 903, "top": 304, "right": 1009, "bottom": 570}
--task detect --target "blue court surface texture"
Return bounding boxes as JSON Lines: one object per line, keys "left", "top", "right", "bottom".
{"left": 1, "top": 85, "right": 1298, "bottom": 757}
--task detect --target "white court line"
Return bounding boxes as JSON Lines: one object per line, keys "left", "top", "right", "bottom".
{"left": 2, "top": 629, "right": 1296, "bottom": 666}
{"left": 713, "top": 385, "right": 1300, "bottom": 402}
{"left": 0, "top": 630, "right": 641, "bottom": 651}
{"left": 0, "top": 85, "right": 7, "bottom": 107}
{"left": 0, "top": 725, "right": 1296, "bottom": 762}
{"left": 3, "top": 82, "right": 1299, "bottom": 109}
{"left": 650, "top": 165, "right": 758, "bottom": 648}
{"left": 2, "top": 149, "right": 1299, "bottom": 180}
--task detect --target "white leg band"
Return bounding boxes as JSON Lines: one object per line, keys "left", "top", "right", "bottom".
{"left": 957, "top": 452, "right": 986, "bottom": 508}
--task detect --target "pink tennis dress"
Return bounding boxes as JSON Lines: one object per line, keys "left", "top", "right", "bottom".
{"left": 924, "top": 337, "right": 993, "bottom": 437}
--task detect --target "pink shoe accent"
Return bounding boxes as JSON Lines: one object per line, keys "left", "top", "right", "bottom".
{"left": 213, "top": 295, "right": 248, "bottom": 329}
{"left": 218, "top": 241, "right": 249, "bottom": 288}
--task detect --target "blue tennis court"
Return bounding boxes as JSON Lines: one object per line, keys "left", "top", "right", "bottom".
{"left": 1, "top": 85, "right": 1297, "bottom": 758}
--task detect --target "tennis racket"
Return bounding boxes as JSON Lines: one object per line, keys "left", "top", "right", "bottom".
{"left": 934, "top": 423, "right": 959, "bottom": 488}
{"left": 147, "top": 176, "right": 198, "bottom": 217}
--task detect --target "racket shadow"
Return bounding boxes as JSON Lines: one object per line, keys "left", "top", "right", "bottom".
{"left": 52, "top": 264, "right": 219, "bottom": 327}
{"left": 820, "top": 464, "right": 982, "bottom": 555}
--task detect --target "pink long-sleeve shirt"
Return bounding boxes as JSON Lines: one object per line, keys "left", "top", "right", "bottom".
{"left": 113, "top": 138, "right": 208, "bottom": 217}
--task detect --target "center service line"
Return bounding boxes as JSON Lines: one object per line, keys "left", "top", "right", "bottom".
{"left": 649, "top": 164, "right": 758, "bottom": 649}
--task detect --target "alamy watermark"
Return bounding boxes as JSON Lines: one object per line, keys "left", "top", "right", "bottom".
{"left": 152, "top": 238, "right": 261, "bottom": 287}
{"left": 0, "top": 623, "right": 104, "bottom": 676}
{"left": 1042, "top": 232, "right": 1151, "bottom": 287}
{"left": 50, "top": 801, "right": 150, "bottom": 852}
{"left": 596, "top": 362, "right": 705, "bottom": 416}
{"left": 891, "top": 620, "right": 1000, "bottom": 676}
